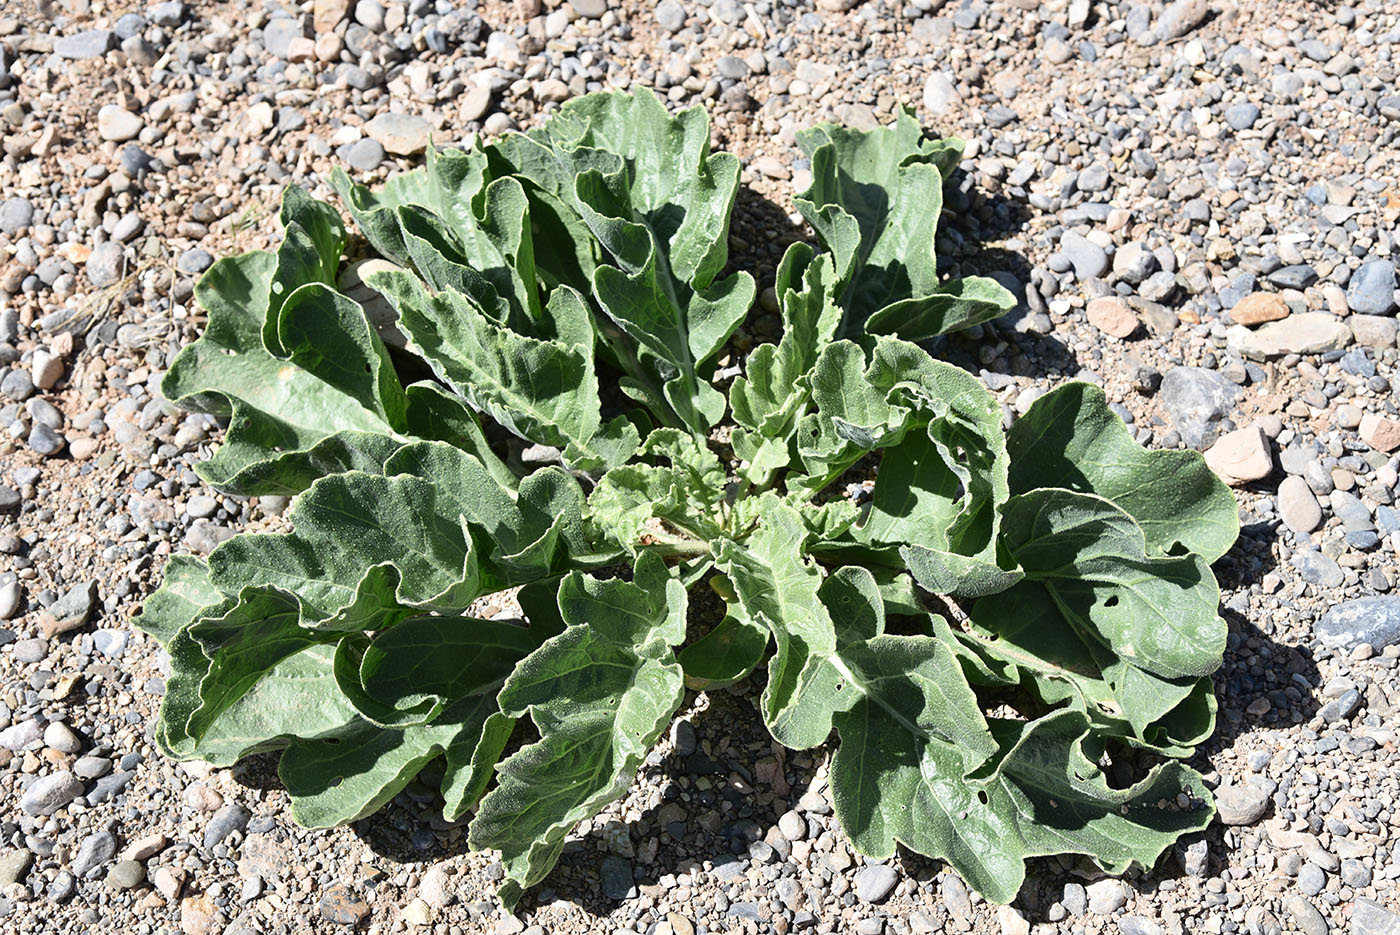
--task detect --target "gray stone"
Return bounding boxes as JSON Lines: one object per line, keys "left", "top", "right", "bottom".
{"left": 0, "top": 197, "right": 33, "bottom": 237}
{"left": 0, "top": 849, "right": 32, "bottom": 886}
{"left": 43, "top": 721, "right": 82, "bottom": 754}
{"left": 344, "top": 138, "right": 385, "bottom": 172}
{"left": 20, "top": 771, "right": 84, "bottom": 816}
{"left": 72, "top": 830, "right": 117, "bottom": 878}
{"left": 87, "top": 241, "right": 124, "bottom": 287}
{"left": 1278, "top": 476, "right": 1323, "bottom": 533}
{"left": 1297, "top": 862, "right": 1326, "bottom": 896}
{"left": 1061, "top": 882, "right": 1087, "bottom": 916}
{"left": 355, "top": 0, "right": 385, "bottom": 29}
{"left": 1180, "top": 838, "right": 1209, "bottom": 876}
{"left": 204, "top": 804, "right": 251, "bottom": 850}
{"left": 655, "top": 0, "right": 686, "bottom": 31}
{"left": 47, "top": 870, "right": 75, "bottom": 904}
{"left": 461, "top": 86, "right": 493, "bottom": 122}
{"left": 1348, "top": 315, "right": 1397, "bottom": 348}
{"left": 1282, "top": 896, "right": 1328, "bottom": 935}
{"left": 1086, "top": 879, "right": 1128, "bottom": 914}
{"left": 48, "top": 580, "right": 97, "bottom": 633}
{"left": 1059, "top": 231, "right": 1110, "bottom": 280}
{"left": 1156, "top": 0, "right": 1208, "bottom": 39}
{"left": 0, "top": 719, "right": 41, "bottom": 751}
{"left": 854, "top": 863, "right": 898, "bottom": 903}
{"left": 1353, "top": 899, "right": 1400, "bottom": 935}
{"left": 668, "top": 718, "right": 696, "bottom": 756}
{"left": 148, "top": 1, "right": 186, "bottom": 27}
{"left": 1315, "top": 597, "right": 1400, "bottom": 650}
{"left": 54, "top": 29, "right": 116, "bottom": 59}
{"left": 186, "top": 494, "right": 219, "bottom": 519}
{"left": 1113, "top": 242, "right": 1158, "bottom": 285}
{"left": 1267, "top": 264, "right": 1319, "bottom": 290}
{"left": 1346, "top": 259, "right": 1396, "bottom": 315}
{"left": 570, "top": 0, "right": 607, "bottom": 18}
{"left": 1224, "top": 102, "right": 1261, "bottom": 131}
{"left": 1294, "top": 550, "right": 1344, "bottom": 588}
{"left": 778, "top": 810, "right": 806, "bottom": 842}
{"left": 106, "top": 859, "right": 145, "bottom": 889}
{"left": 1, "top": 369, "right": 34, "bottom": 401}
{"left": 1226, "top": 313, "right": 1351, "bottom": 359}
{"left": 1159, "top": 366, "right": 1240, "bottom": 449}
{"left": 1339, "top": 858, "right": 1371, "bottom": 887}
{"left": 178, "top": 248, "right": 214, "bottom": 274}
{"left": 599, "top": 855, "right": 634, "bottom": 900}
{"left": 263, "top": 16, "right": 307, "bottom": 58}
{"left": 1215, "top": 784, "right": 1269, "bottom": 825}
{"left": 1119, "top": 918, "right": 1163, "bottom": 935}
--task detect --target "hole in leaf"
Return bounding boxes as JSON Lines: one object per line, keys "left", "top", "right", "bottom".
{"left": 976, "top": 790, "right": 989, "bottom": 805}
{"left": 1104, "top": 595, "right": 1119, "bottom": 608}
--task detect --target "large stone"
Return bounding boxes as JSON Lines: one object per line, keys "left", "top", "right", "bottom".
{"left": 1230, "top": 292, "right": 1289, "bottom": 326}
{"left": 1359, "top": 412, "right": 1400, "bottom": 452}
{"left": 1346, "top": 259, "right": 1396, "bottom": 315}
{"left": 1156, "top": 0, "right": 1209, "bottom": 39}
{"left": 97, "top": 106, "right": 144, "bottom": 143}
{"left": 1353, "top": 899, "right": 1400, "bottom": 935}
{"left": 263, "top": 16, "right": 308, "bottom": 58}
{"left": 364, "top": 112, "right": 432, "bottom": 155}
{"left": 55, "top": 30, "right": 116, "bottom": 59}
{"left": 19, "top": 771, "right": 84, "bottom": 816}
{"left": 1204, "top": 425, "right": 1272, "bottom": 486}
{"left": 1315, "top": 597, "right": 1400, "bottom": 650}
{"left": 854, "top": 864, "right": 899, "bottom": 903}
{"left": 1085, "top": 879, "right": 1128, "bottom": 914}
{"left": 1349, "top": 314, "right": 1399, "bottom": 348}
{"left": 1225, "top": 313, "right": 1351, "bottom": 359}
{"left": 1159, "top": 366, "right": 1240, "bottom": 449}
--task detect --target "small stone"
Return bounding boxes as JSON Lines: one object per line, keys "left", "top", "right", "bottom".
{"left": 0, "top": 197, "right": 33, "bottom": 237}
{"left": 1230, "top": 292, "right": 1289, "bottom": 326}
{"left": 655, "top": 0, "right": 686, "bottom": 31}
{"left": 1180, "top": 838, "right": 1209, "bottom": 876}
{"left": 418, "top": 864, "right": 454, "bottom": 908}
{"left": 1278, "top": 476, "right": 1323, "bottom": 533}
{"left": 178, "top": 249, "right": 214, "bottom": 274}
{"left": 106, "top": 859, "right": 145, "bottom": 889}
{"left": 778, "top": 810, "right": 807, "bottom": 842}
{"left": 181, "top": 894, "right": 218, "bottom": 935}
{"left": 1359, "top": 413, "right": 1400, "bottom": 452}
{"left": 31, "top": 349, "right": 64, "bottom": 390}
{"left": 1119, "top": 918, "right": 1163, "bottom": 935}
{"left": 29, "top": 422, "right": 65, "bottom": 456}
{"left": 87, "top": 241, "right": 125, "bottom": 287}
{"left": 319, "top": 884, "right": 370, "bottom": 925}
{"left": 154, "top": 866, "right": 186, "bottom": 901}
{"left": 314, "top": 0, "right": 352, "bottom": 33}
{"left": 97, "top": 105, "right": 144, "bottom": 143}
{"left": 403, "top": 898, "right": 432, "bottom": 926}
{"left": 0, "top": 719, "right": 41, "bottom": 751}
{"left": 1267, "top": 264, "right": 1319, "bottom": 290}
{"left": 72, "top": 830, "right": 118, "bottom": 878}
{"left": 1297, "top": 862, "right": 1326, "bottom": 896}
{"left": 1226, "top": 313, "right": 1351, "bottom": 359}
{"left": 1349, "top": 315, "right": 1398, "bottom": 348}
{"left": 599, "top": 855, "right": 634, "bottom": 900}
{"left": 570, "top": 0, "right": 607, "bottom": 17}
{"left": 0, "top": 580, "right": 21, "bottom": 619}
{"left": 1159, "top": 366, "right": 1240, "bottom": 449}
{"left": 1059, "top": 231, "right": 1110, "bottom": 280}
{"left": 854, "top": 864, "right": 898, "bottom": 903}
{"left": 1086, "top": 879, "right": 1128, "bottom": 914}
{"left": 922, "top": 71, "right": 959, "bottom": 116}
{"left": 1112, "top": 242, "right": 1157, "bottom": 285}
{"left": 40, "top": 580, "right": 97, "bottom": 638}
{"left": 43, "top": 721, "right": 82, "bottom": 754}
{"left": 121, "top": 833, "right": 168, "bottom": 862}
{"left": 1087, "top": 296, "right": 1138, "bottom": 337}
{"left": 1156, "top": 0, "right": 1208, "bottom": 39}
{"left": 365, "top": 112, "right": 432, "bottom": 156}
{"left": 1346, "top": 259, "right": 1396, "bottom": 315}
{"left": 1294, "top": 550, "right": 1343, "bottom": 588}
{"left": 1224, "top": 102, "right": 1261, "bottom": 131}
{"left": 344, "top": 138, "right": 385, "bottom": 172}
{"left": 263, "top": 16, "right": 307, "bottom": 58}
{"left": 148, "top": 1, "right": 186, "bottom": 26}
{"left": 1204, "top": 425, "right": 1272, "bottom": 486}
{"left": 204, "top": 804, "right": 251, "bottom": 850}
{"left": 1281, "top": 896, "right": 1328, "bottom": 935}
{"left": 1215, "top": 784, "right": 1270, "bottom": 826}
{"left": 1061, "top": 882, "right": 1087, "bottom": 916}
{"left": 998, "top": 905, "right": 1031, "bottom": 935}
{"left": 461, "top": 86, "right": 493, "bottom": 122}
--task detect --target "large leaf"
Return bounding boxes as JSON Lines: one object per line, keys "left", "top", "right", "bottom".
{"left": 1007, "top": 382, "right": 1239, "bottom": 562}
{"left": 794, "top": 108, "right": 1015, "bottom": 340}
{"left": 131, "top": 555, "right": 224, "bottom": 648}
{"left": 588, "top": 428, "right": 728, "bottom": 551}
{"left": 469, "top": 552, "right": 688, "bottom": 907}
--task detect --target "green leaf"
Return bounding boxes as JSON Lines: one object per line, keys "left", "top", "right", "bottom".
{"left": 131, "top": 555, "right": 224, "bottom": 648}
{"left": 794, "top": 108, "right": 1014, "bottom": 339}
{"left": 262, "top": 185, "right": 347, "bottom": 357}
{"left": 1007, "top": 382, "right": 1239, "bottom": 562}
{"left": 469, "top": 552, "right": 688, "bottom": 907}
{"left": 589, "top": 428, "right": 728, "bottom": 551}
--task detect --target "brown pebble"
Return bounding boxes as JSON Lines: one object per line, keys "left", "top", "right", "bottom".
{"left": 1230, "top": 292, "right": 1289, "bottom": 326}
{"left": 1086, "top": 296, "right": 1138, "bottom": 338}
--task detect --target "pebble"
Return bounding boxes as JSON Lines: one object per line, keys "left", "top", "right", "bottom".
{"left": 1282, "top": 896, "right": 1329, "bottom": 935}
{"left": 19, "top": 772, "right": 84, "bottom": 816}
{"left": 1159, "top": 366, "right": 1240, "bottom": 449}
{"left": 106, "top": 859, "right": 146, "bottom": 889}
{"left": 1230, "top": 292, "right": 1289, "bottom": 326}
{"left": 1296, "top": 862, "right": 1326, "bottom": 896}
{"left": 1277, "top": 476, "right": 1323, "bottom": 533}
{"left": 43, "top": 720, "right": 83, "bottom": 754}
{"left": 854, "top": 864, "right": 898, "bottom": 903}
{"left": 778, "top": 810, "right": 807, "bottom": 842}
{"left": 0, "top": 849, "right": 32, "bottom": 886}
{"left": 1346, "top": 259, "right": 1395, "bottom": 315}
{"left": 0, "top": 197, "right": 33, "bottom": 236}
{"left": 1085, "top": 879, "right": 1128, "bottom": 914}
{"left": 344, "top": 138, "right": 385, "bottom": 172}
{"left": 1119, "top": 918, "right": 1163, "bottom": 935}
{"left": 203, "top": 804, "right": 251, "bottom": 850}
{"left": 1086, "top": 296, "right": 1138, "bottom": 338}
{"left": 1059, "top": 231, "right": 1110, "bottom": 280}
{"left": 922, "top": 71, "right": 960, "bottom": 116}
{"left": 1353, "top": 900, "right": 1400, "bottom": 935}
{"left": 97, "top": 106, "right": 144, "bottom": 143}
{"left": 365, "top": 113, "right": 433, "bottom": 155}
{"left": 655, "top": 0, "right": 686, "bottom": 32}
{"left": 1203, "top": 425, "right": 1272, "bottom": 486}
{"left": 1359, "top": 413, "right": 1400, "bottom": 452}
{"left": 1215, "top": 784, "right": 1270, "bottom": 826}
{"left": 54, "top": 29, "right": 116, "bottom": 59}
{"left": 318, "top": 884, "right": 371, "bottom": 925}
{"left": 72, "top": 830, "right": 118, "bottom": 878}
{"left": 87, "top": 241, "right": 125, "bottom": 287}
{"left": 599, "top": 855, "right": 634, "bottom": 900}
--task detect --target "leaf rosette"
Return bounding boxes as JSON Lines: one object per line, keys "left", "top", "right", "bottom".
{"left": 138, "top": 90, "right": 1237, "bottom": 909}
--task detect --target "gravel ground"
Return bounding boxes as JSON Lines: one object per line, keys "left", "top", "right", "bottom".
{"left": 2, "top": 0, "right": 1400, "bottom": 933}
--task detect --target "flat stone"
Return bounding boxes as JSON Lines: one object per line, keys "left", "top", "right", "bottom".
{"left": 1226, "top": 313, "right": 1351, "bottom": 359}
{"left": 87, "top": 241, "right": 125, "bottom": 287}
{"left": 1230, "top": 292, "right": 1289, "bottom": 326}
{"left": 40, "top": 580, "right": 97, "bottom": 638}
{"left": 1278, "top": 476, "right": 1323, "bottom": 533}
{"left": 365, "top": 112, "right": 432, "bottom": 155}
{"left": 461, "top": 86, "right": 493, "bottom": 122}
{"left": 263, "top": 16, "right": 307, "bottom": 58}
{"left": 1315, "top": 597, "right": 1400, "bottom": 650}
{"left": 1353, "top": 899, "right": 1400, "bottom": 935}
{"left": 319, "top": 884, "right": 370, "bottom": 926}
{"left": 1215, "top": 784, "right": 1270, "bottom": 826}
{"left": 570, "top": 0, "right": 607, "bottom": 17}
{"left": 1087, "top": 296, "right": 1138, "bottom": 337}
{"left": 1294, "top": 550, "right": 1343, "bottom": 588}
{"left": 1204, "top": 425, "right": 1272, "bottom": 486}
{"left": 1349, "top": 315, "right": 1398, "bottom": 348}
{"left": 1267, "top": 264, "right": 1319, "bottom": 290}
{"left": 0, "top": 197, "right": 33, "bottom": 236}
{"left": 204, "top": 804, "right": 251, "bottom": 850}
{"left": 1346, "top": 259, "right": 1396, "bottom": 315}
{"left": 97, "top": 105, "right": 144, "bottom": 143}
{"left": 20, "top": 771, "right": 84, "bottom": 816}
{"left": 1159, "top": 366, "right": 1240, "bottom": 449}
{"left": 55, "top": 29, "right": 116, "bottom": 59}
{"left": 854, "top": 864, "right": 898, "bottom": 903}
{"left": 1119, "top": 918, "right": 1163, "bottom": 935}
{"left": 1359, "top": 413, "right": 1400, "bottom": 452}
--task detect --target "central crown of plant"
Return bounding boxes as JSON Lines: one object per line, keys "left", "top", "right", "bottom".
{"left": 137, "top": 90, "right": 1238, "bottom": 908}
